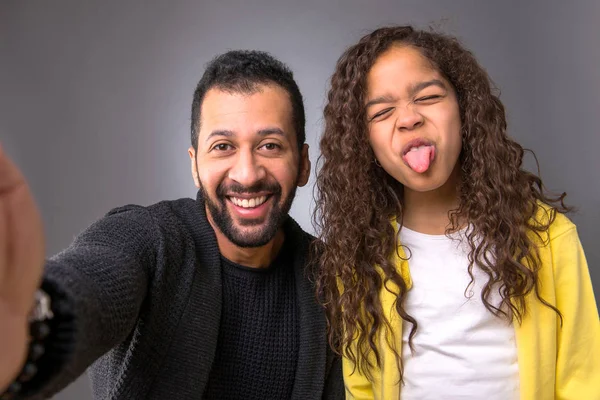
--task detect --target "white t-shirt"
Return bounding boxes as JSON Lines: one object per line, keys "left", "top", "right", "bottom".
{"left": 399, "top": 226, "right": 520, "bottom": 400}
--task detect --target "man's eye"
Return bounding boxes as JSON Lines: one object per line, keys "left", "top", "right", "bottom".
{"left": 261, "top": 143, "right": 281, "bottom": 151}
{"left": 213, "top": 143, "right": 232, "bottom": 151}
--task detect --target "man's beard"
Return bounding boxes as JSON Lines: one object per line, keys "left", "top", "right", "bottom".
{"left": 202, "top": 179, "right": 297, "bottom": 248}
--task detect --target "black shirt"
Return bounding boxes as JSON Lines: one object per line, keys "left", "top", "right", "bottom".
{"left": 203, "top": 240, "right": 299, "bottom": 400}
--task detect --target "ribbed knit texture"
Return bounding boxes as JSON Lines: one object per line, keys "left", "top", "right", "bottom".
{"left": 22, "top": 192, "right": 344, "bottom": 400}
{"left": 203, "top": 244, "right": 299, "bottom": 399}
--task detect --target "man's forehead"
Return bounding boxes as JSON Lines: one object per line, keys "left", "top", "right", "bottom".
{"left": 198, "top": 86, "right": 295, "bottom": 140}
{"left": 202, "top": 84, "right": 287, "bottom": 108}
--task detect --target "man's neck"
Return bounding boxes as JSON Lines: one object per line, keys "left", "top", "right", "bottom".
{"left": 207, "top": 209, "right": 285, "bottom": 269}
{"left": 401, "top": 166, "right": 462, "bottom": 235}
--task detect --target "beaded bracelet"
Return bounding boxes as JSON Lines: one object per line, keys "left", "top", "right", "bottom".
{"left": 1, "top": 290, "right": 53, "bottom": 400}
{"left": 0, "top": 321, "right": 50, "bottom": 399}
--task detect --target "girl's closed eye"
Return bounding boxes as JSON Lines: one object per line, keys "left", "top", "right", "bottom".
{"left": 415, "top": 94, "right": 443, "bottom": 103}
{"left": 370, "top": 107, "right": 394, "bottom": 121}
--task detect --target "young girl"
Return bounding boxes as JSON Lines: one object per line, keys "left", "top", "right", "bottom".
{"left": 314, "top": 26, "right": 599, "bottom": 399}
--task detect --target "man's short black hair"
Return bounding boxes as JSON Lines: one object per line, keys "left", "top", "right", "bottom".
{"left": 190, "top": 50, "right": 305, "bottom": 150}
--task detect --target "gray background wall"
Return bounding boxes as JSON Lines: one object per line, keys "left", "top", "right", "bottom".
{"left": 1, "top": 1, "right": 598, "bottom": 399}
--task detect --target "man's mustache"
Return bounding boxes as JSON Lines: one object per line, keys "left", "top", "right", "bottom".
{"left": 216, "top": 181, "right": 282, "bottom": 196}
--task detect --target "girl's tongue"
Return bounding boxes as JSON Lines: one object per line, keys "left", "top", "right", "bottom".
{"left": 403, "top": 145, "right": 435, "bottom": 173}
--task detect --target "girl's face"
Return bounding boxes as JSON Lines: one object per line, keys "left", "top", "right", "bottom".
{"left": 365, "top": 45, "right": 462, "bottom": 195}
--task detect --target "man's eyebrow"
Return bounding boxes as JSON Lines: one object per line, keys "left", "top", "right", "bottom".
{"left": 205, "top": 130, "right": 234, "bottom": 142}
{"left": 365, "top": 79, "right": 448, "bottom": 109}
{"left": 204, "top": 128, "right": 286, "bottom": 143}
{"left": 257, "top": 128, "right": 285, "bottom": 136}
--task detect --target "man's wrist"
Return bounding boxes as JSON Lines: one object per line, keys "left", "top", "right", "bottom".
{"left": 1, "top": 289, "right": 54, "bottom": 399}
{"left": 0, "top": 314, "right": 29, "bottom": 394}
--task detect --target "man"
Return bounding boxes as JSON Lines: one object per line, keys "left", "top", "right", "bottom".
{"left": 0, "top": 50, "right": 343, "bottom": 399}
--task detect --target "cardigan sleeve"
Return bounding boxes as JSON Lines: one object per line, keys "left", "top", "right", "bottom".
{"left": 342, "top": 354, "right": 376, "bottom": 400}
{"left": 550, "top": 216, "right": 600, "bottom": 399}
{"left": 20, "top": 205, "right": 157, "bottom": 399}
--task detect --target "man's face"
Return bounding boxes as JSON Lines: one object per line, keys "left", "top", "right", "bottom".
{"left": 189, "top": 84, "right": 310, "bottom": 248}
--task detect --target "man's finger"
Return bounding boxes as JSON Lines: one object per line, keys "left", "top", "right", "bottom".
{"left": 0, "top": 144, "right": 44, "bottom": 312}
{"left": 0, "top": 144, "right": 27, "bottom": 195}
{"left": 4, "top": 182, "right": 44, "bottom": 305}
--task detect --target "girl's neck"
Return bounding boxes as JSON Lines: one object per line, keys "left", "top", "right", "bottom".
{"left": 401, "top": 165, "right": 463, "bottom": 235}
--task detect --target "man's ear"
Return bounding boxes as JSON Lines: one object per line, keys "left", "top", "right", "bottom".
{"left": 297, "top": 144, "right": 311, "bottom": 187}
{"left": 188, "top": 146, "right": 200, "bottom": 188}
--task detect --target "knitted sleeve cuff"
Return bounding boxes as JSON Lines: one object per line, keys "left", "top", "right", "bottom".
{"left": 17, "top": 277, "right": 77, "bottom": 398}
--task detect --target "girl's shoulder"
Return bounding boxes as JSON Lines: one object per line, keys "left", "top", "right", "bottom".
{"left": 532, "top": 201, "right": 577, "bottom": 241}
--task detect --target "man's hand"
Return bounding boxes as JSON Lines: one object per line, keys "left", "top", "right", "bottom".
{"left": 0, "top": 144, "right": 45, "bottom": 392}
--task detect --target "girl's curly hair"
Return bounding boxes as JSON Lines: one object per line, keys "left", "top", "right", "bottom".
{"left": 313, "top": 25, "right": 569, "bottom": 380}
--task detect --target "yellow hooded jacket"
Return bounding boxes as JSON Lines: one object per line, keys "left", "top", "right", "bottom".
{"left": 343, "top": 210, "right": 600, "bottom": 399}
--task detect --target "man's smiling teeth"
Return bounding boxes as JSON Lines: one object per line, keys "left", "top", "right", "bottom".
{"left": 230, "top": 196, "right": 268, "bottom": 208}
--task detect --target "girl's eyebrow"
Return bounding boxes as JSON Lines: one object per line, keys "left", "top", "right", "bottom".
{"left": 365, "top": 79, "right": 447, "bottom": 109}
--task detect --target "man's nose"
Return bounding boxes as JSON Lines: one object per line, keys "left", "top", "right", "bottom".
{"left": 228, "top": 150, "right": 267, "bottom": 188}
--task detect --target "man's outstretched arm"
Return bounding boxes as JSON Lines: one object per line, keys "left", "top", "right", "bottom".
{"left": 0, "top": 146, "right": 156, "bottom": 399}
